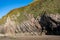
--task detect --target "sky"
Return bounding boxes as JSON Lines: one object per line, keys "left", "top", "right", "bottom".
{"left": 0, "top": 0, "right": 33, "bottom": 18}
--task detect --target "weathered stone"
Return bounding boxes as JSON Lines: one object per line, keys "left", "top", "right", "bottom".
{"left": 40, "top": 13, "right": 60, "bottom": 35}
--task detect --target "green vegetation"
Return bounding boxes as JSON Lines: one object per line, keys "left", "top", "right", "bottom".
{"left": 0, "top": 0, "right": 60, "bottom": 25}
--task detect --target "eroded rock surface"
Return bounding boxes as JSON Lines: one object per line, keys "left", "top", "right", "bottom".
{"left": 0, "top": 13, "right": 60, "bottom": 36}
{"left": 0, "top": 14, "right": 42, "bottom": 36}
{"left": 40, "top": 13, "right": 60, "bottom": 35}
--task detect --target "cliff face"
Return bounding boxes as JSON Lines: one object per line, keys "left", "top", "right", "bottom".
{"left": 2, "top": 15, "right": 42, "bottom": 36}
{"left": 0, "top": 0, "right": 60, "bottom": 36}
{"left": 40, "top": 13, "right": 60, "bottom": 35}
